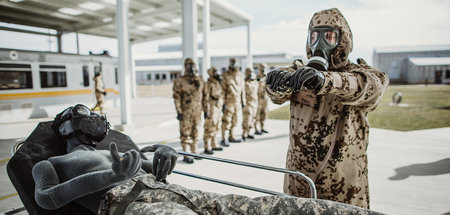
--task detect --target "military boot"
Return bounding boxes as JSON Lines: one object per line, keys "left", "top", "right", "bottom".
{"left": 220, "top": 139, "right": 230, "bottom": 147}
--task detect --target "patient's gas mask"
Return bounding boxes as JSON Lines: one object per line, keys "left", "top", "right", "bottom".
{"left": 52, "top": 104, "right": 110, "bottom": 147}
{"left": 228, "top": 58, "right": 239, "bottom": 71}
{"left": 307, "top": 26, "right": 340, "bottom": 71}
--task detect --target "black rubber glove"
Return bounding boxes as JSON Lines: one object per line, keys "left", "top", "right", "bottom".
{"left": 140, "top": 144, "right": 179, "bottom": 181}
{"left": 102, "top": 92, "right": 107, "bottom": 96}
{"left": 290, "top": 66, "right": 325, "bottom": 92}
{"left": 266, "top": 69, "right": 292, "bottom": 92}
{"left": 110, "top": 142, "right": 142, "bottom": 179}
{"left": 176, "top": 113, "right": 183, "bottom": 121}
{"left": 222, "top": 104, "right": 226, "bottom": 112}
{"left": 204, "top": 112, "right": 209, "bottom": 119}
{"left": 242, "top": 103, "right": 245, "bottom": 108}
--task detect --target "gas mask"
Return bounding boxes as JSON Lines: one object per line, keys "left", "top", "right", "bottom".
{"left": 52, "top": 104, "right": 110, "bottom": 147}
{"left": 307, "top": 26, "right": 340, "bottom": 71}
{"left": 228, "top": 58, "right": 239, "bottom": 71}
{"left": 245, "top": 68, "right": 255, "bottom": 81}
{"left": 185, "top": 62, "right": 195, "bottom": 76}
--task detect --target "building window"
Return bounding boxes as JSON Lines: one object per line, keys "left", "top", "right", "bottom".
{"left": 445, "top": 70, "right": 450, "bottom": 79}
{"left": 40, "top": 65, "right": 67, "bottom": 88}
{"left": 147, "top": 74, "right": 152, "bottom": 80}
{"left": 162, "top": 74, "right": 167, "bottom": 80}
{"left": 155, "top": 74, "right": 160, "bottom": 80}
{"left": 0, "top": 63, "right": 33, "bottom": 90}
{"left": 82, "top": 65, "right": 89, "bottom": 87}
{"left": 115, "top": 67, "right": 118, "bottom": 84}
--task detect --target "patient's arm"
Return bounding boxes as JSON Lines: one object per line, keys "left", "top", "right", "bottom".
{"left": 32, "top": 143, "right": 142, "bottom": 210}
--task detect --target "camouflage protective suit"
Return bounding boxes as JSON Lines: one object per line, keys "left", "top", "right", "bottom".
{"left": 242, "top": 68, "right": 258, "bottom": 138}
{"left": 98, "top": 173, "right": 384, "bottom": 215}
{"left": 173, "top": 62, "right": 205, "bottom": 154}
{"left": 255, "top": 64, "right": 269, "bottom": 132}
{"left": 266, "top": 8, "right": 389, "bottom": 209}
{"left": 203, "top": 67, "right": 223, "bottom": 151}
{"left": 93, "top": 75, "right": 106, "bottom": 113}
{"left": 221, "top": 60, "right": 245, "bottom": 141}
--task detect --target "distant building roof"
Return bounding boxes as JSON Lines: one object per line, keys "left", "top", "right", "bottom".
{"left": 374, "top": 45, "right": 450, "bottom": 53}
{"left": 408, "top": 57, "right": 450, "bottom": 66}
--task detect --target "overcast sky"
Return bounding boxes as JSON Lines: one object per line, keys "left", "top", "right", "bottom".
{"left": 0, "top": 0, "right": 449, "bottom": 65}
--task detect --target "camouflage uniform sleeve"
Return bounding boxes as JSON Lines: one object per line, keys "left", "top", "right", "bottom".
{"left": 202, "top": 81, "right": 210, "bottom": 114}
{"left": 265, "top": 65, "right": 297, "bottom": 105}
{"left": 241, "top": 75, "right": 246, "bottom": 106}
{"left": 317, "top": 60, "right": 389, "bottom": 111}
{"left": 172, "top": 78, "right": 182, "bottom": 114}
{"left": 95, "top": 79, "right": 105, "bottom": 93}
{"left": 221, "top": 75, "right": 227, "bottom": 101}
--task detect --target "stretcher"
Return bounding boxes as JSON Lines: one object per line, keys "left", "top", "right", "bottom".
{"left": 7, "top": 121, "right": 378, "bottom": 215}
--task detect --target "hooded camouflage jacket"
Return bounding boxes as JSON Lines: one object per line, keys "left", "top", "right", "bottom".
{"left": 173, "top": 74, "right": 205, "bottom": 114}
{"left": 221, "top": 68, "right": 245, "bottom": 106}
{"left": 266, "top": 8, "right": 389, "bottom": 209}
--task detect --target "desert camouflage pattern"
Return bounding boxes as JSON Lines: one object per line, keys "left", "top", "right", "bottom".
{"left": 173, "top": 73, "right": 204, "bottom": 154}
{"left": 98, "top": 174, "right": 384, "bottom": 215}
{"left": 203, "top": 68, "right": 223, "bottom": 150}
{"left": 93, "top": 75, "right": 106, "bottom": 112}
{"left": 255, "top": 64, "right": 269, "bottom": 131}
{"left": 266, "top": 8, "right": 389, "bottom": 209}
{"left": 242, "top": 71, "right": 258, "bottom": 137}
{"left": 221, "top": 66, "right": 245, "bottom": 140}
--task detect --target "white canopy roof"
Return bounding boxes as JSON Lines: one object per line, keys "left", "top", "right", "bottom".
{"left": 0, "top": 0, "right": 252, "bottom": 44}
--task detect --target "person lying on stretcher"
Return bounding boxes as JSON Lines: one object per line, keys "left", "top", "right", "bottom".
{"left": 31, "top": 104, "right": 178, "bottom": 213}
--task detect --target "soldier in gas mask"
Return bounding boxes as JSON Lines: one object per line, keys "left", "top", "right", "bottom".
{"left": 265, "top": 8, "right": 389, "bottom": 209}
{"left": 254, "top": 63, "right": 269, "bottom": 135}
{"left": 173, "top": 58, "right": 205, "bottom": 163}
{"left": 220, "top": 58, "right": 245, "bottom": 146}
{"left": 242, "top": 68, "right": 258, "bottom": 141}
{"left": 202, "top": 67, "right": 224, "bottom": 155}
{"left": 92, "top": 72, "right": 106, "bottom": 114}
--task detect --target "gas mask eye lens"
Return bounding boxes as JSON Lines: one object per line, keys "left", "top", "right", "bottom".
{"left": 324, "top": 31, "right": 338, "bottom": 46}
{"left": 310, "top": 31, "right": 319, "bottom": 45}
{"left": 73, "top": 105, "right": 91, "bottom": 116}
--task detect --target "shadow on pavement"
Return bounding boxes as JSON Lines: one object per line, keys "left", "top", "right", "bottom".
{"left": 389, "top": 158, "right": 450, "bottom": 180}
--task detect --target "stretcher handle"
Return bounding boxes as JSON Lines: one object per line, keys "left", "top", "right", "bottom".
{"left": 176, "top": 151, "right": 317, "bottom": 199}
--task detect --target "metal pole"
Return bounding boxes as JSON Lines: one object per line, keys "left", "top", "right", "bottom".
{"left": 182, "top": 0, "right": 198, "bottom": 73}
{"left": 246, "top": 22, "right": 253, "bottom": 70}
{"left": 129, "top": 43, "right": 136, "bottom": 98}
{"left": 202, "top": 0, "right": 210, "bottom": 80}
{"left": 177, "top": 151, "right": 317, "bottom": 199}
{"left": 115, "top": 0, "right": 133, "bottom": 129}
{"left": 76, "top": 32, "right": 80, "bottom": 55}
{"left": 57, "top": 30, "right": 62, "bottom": 53}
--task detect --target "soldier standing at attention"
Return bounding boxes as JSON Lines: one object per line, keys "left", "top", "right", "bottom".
{"left": 265, "top": 8, "right": 388, "bottom": 209}
{"left": 220, "top": 58, "right": 245, "bottom": 147}
{"left": 254, "top": 63, "right": 269, "bottom": 135}
{"left": 173, "top": 58, "right": 205, "bottom": 163}
{"left": 242, "top": 68, "right": 258, "bottom": 141}
{"left": 202, "top": 67, "right": 224, "bottom": 155}
{"left": 92, "top": 72, "right": 106, "bottom": 114}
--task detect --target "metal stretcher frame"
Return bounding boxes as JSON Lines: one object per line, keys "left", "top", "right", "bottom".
{"left": 174, "top": 151, "right": 317, "bottom": 199}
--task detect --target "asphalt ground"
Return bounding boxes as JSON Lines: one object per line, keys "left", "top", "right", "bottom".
{"left": 0, "top": 97, "right": 449, "bottom": 215}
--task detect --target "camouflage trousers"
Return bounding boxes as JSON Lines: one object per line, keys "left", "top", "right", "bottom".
{"left": 255, "top": 100, "right": 268, "bottom": 131}
{"left": 203, "top": 106, "right": 221, "bottom": 150}
{"left": 179, "top": 111, "right": 202, "bottom": 154}
{"left": 98, "top": 174, "right": 384, "bottom": 215}
{"left": 221, "top": 103, "right": 239, "bottom": 139}
{"left": 242, "top": 105, "right": 256, "bottom": 137}
{"left": 93, "top": 92, "right": 105, "bottom": 113}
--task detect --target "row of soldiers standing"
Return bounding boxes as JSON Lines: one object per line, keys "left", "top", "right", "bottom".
{"left": 173, "top": 57, "right": 269, "bottom": 163}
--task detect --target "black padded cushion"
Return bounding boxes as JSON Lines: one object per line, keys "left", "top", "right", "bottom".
{"left": 7, "top": 121, "right": 146, "bottom": 215}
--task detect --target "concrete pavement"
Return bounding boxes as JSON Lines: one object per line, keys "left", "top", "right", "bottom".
{"left": 0, "top": 97, "right": 449, "bottom": 214}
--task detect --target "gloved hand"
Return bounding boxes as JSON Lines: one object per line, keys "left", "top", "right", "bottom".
{"left": 204, "top": 112, "right": 209, "bottom": 119}
{"left": 290, "top": 66, "right": 325, "bottom": 92}
{"left": 222, "top": 104, "right": 227, "bottom": 112}
{"left": 242, "top": 103, "right": 245, "bottom": 108}
{"left": 140, "top": 144, "right": 179, "bottom": 181}
{"left": 176, "top": 113, "right": 183, "bottom": 121}
{"left": 102, "top": 92, "right": 107, "bottom": 96}
{"left": 110, "top": 142, "right": 142, "bottom": 179}
{"left": 266, "top": 69, "right": 292, "bottom": 92}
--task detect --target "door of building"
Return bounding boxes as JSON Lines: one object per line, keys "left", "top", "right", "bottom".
{"left": 435, "top": 70, "right": 442, "bottom": 84}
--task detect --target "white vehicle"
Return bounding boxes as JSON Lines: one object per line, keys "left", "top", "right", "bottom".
{"left": 0, "top": 48, "right": 120, "bottom": 122}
